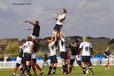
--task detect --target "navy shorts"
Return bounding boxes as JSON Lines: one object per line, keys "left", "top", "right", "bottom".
{"left": 53, "top": 24, "right": 62, "bottom": 32}
{"left": 24, "top": 53, "right": 31, "bottom": 61}
{"left": 60, "top": 52, "right": 68, "bottom": 59}
{"left": 82, "top": 56, "right": 90, "bottom": 62}
{"left": 50, "top": 55, "right": 58, "bottom": 64}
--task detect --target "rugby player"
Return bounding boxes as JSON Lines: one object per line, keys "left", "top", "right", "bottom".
{"left": 104, "top": 46, "right": 110, "bottom": 69}
{"left": 12, "top": 39, "right": 26, "bottom": 76}
{"left": 68, "top": 39, "right": 82, "bottom": 73}
{"left": 79, "top": 36, "right": 94, "bottom": 75}
{"left": 59, "top": 32, "right": 69, "bottom": 74}
{"left": 46, "top": 35, "right": 57, "bottom": 75}
{"left": 22, "top": 36, "right": 34, "bottom": 76}
{"left": 25, "top": 20, "right": 40, "bottom": 40}
{"left": 31, "top": 39, "right": 44, "bottom": 76}
{"left": 52, "top": 8, "right": 67, "bottom": 39}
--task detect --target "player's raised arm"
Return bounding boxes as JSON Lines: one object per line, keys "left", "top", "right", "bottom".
{"left": 90, "top": 48, "right": 94, "bottom": 55}
{"left": 54, "top": 34, "right": 57, "bottom": 43}
{"left": 54, "top": 14, "right": 64, "bottom": 22}
{"left": 25, "top": 21, "right": 35, "bottom": 26}
{"left": 59, "top": 30, "right": 63, "bottom": 39}
{"left": 69, "top": 41, "right": 77, "bottom": 47}
{"left": 28, "top": 28, "right": 33, "bottom": 31}
{"left": 79, "top": 43, "right": 83, "bottom": 54}
{"left": 30, "top": 43, "right": 34, "bottom": 54}
{"left": 90, "top": 48, "right": 94, "bottom": 58}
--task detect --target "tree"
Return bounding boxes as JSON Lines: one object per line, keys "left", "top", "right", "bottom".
{"left": 6, "top": 41, "right": 19, "bottom": 57}
{"left": 108, "top": 39, "right": 114, "bottom": 45}
{"left": 94, "top": 43, "right": 102, "bottom": 55}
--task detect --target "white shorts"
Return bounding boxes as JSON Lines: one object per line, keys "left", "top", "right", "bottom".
{"left": 32, "top": 53, "right": 37, "bottom": 59}
{"left": 70, "top": 55, "right": 81, "bottom": 61}
{"left": 16, "top": 56, "right": 22, "bottom": 64}
{"left": 30, "top": 35, "right": 39, "bottom": 39}
{"left": 105, "top": 58, "right": 109, "bottom": 61}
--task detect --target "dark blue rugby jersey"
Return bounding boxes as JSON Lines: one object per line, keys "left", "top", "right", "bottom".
{"left": 104, "top": 50, "right": 110, "bottom": 56}
{"left": 18, "top": 48, "right": 23, "bottom": 58}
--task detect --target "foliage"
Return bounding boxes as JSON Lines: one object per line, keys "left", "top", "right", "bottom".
{"left": 6, "top": 41, "right": 19, "bottom": 57}
{"left": 108, "top": 39, "right": 114, "bottom": 45}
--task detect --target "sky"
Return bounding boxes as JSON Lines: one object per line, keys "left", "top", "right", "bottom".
{"left": 0, "top": 0, "right": 114, "bottom": 39}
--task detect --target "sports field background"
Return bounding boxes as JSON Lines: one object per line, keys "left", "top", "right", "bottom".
{"left": 0, "top": 66, "right": 114, "bottom": 76}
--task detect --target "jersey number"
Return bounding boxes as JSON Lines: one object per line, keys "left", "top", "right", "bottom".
{"left": 85, "top": 47, "right": 89, "bottom": 51}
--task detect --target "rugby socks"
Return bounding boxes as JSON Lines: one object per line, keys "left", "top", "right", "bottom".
{"left": 53, "top": 66, "right": 56, "bottom": 75}
{"left": 88, "top": 66, "right": 93, "bottom": 73}
{"left": 13, "top": 66, "right": 18, "bottom": 73}
{"left": 106, "top": 63, "right": 109, "bottom": 68}
{"left": 19, "top": 68, "right": 22, "bottom": 73}
{"left": 36, "top": 64, "right": 42, "bottom": 72}
{"left": 26, "top": 65, "right": 31, "bottom": 75}
{"left": 62, "top": 65, "right": 66, "bottom": 73}
{"left": 65, "top": 64, "right": 69, "bottom": 74}
{"left": 32, "top": 65, "right": 37, "bottom": 74}
{"left": 22, "top": 67, "right": 26, "bottom": 74}
{"left": 83, "top": 67, "right": 86, "bottom": 74}
{"left": 13, "top": 63, "right": 20, "bottom": 73}
{"left": 48, "top": 66, "right": 52, "bottom": 75}
{"left": 69, "top": 66, "right": 72, "bottom": 73}
{"left": 20, "top": 68, "right": 23, "bottom": 73}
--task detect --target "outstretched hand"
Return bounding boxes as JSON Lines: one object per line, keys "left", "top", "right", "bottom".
{"left": 24, "top": 21, "right": 28, "bottom": 23}
{"left": 28, "top": 28, "right": 31, "bottom": 30}
{"left": 54, "top": 14, "right": 58, "bottom": 17}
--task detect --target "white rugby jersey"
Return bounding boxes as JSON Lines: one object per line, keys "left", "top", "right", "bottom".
{"left": 48, "top": 41, "right": 56, "bottom": 56}
{"left": 56, "top": 13, "right": 66, "bottom": 25}
{"left": 79, "top": 42, "right": 92, "bottom": 56}
{"left": 23, "top": 41, "right": 33, "bottom": 54}
{"left": 59, "top": 38, "right": 66, "bottom": 52}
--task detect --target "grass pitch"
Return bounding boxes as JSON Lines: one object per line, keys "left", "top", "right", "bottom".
{"left": 0, "top": 65, "right": 114, "bottom": 76}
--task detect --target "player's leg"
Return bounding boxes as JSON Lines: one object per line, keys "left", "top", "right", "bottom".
{"left": 61, "top": 58, "right": 66, "bottom": 74}
{"left": 24, "top": 53, "right": 32, "bottom": 76}
{"left": 48, "top": 63, "right": 53, "bottom": 75}
{"left": 87, "top": 56, "right": 94, "bottom": 74}
{"left": 13, "top": 56, "right": 22, "bottom": 76}
{"left": 35, "top": 63, "right": 44, "bottom": 75}
{"left": 52, "top": 55, "right": 58, "bottom": 75}
{"left": 53, "top": 63, "right": 57, "bottom": 75}
{"left": 31, "top": 60, "right": 37, "bottom": 75}
{"left": 20, "top": 57, "right": 26, "bottom": 75}
{"left": 105, "top": 58, "right": 109, "bottom": 69}
{"left": 82, "top": 56, "right": 87, "bottom": 75}
{"left": 26, "top": 61, "right": 31, "bottom": 76}
{"left": 64, "top": 59, "right": 69, "bottom": 74}
{"left": 48, "top": 56, "right": 53, "bottom": 75}
{"left": 60, "top": 52, "right": 69, "bottom": 74}
{"left": 82, "top": 62, "right": 86, "bottom": 75}
{"left": 12, "top": 63, "right": 20, "bottom": 76}
{"left": 87, "top": 62, "right": 94, "bottom": 74}
{"left": 69, "top": 59, "right": 75, "bottom": 73}
{"left": 76, "top": 55, "right": 83, "bottom": 68}
{"left": 61, "top": 52, "right": 66, "bottom": 74}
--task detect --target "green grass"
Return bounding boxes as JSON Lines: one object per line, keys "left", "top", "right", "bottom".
{"left": 0, "top": 66, "right": 114, "bottom": 76}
